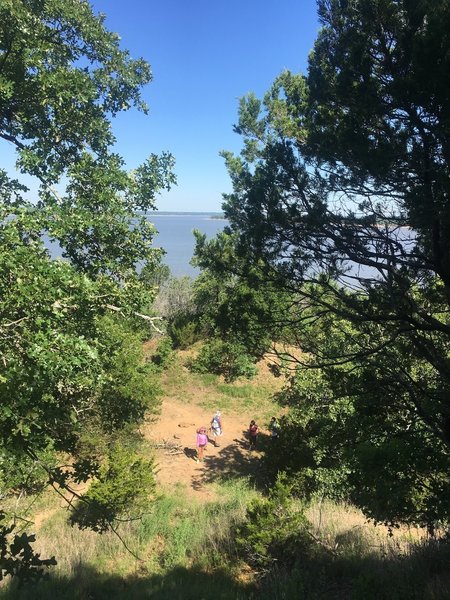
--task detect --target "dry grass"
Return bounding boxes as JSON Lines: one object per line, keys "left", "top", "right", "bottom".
{"left": 306, "top": 499, "right": 429, "bottom": 557}
{"left": 159, "top": 350, "right": 283, "bottom": 420}
{"left": 32, "top": 509, "right": 140, "bottom": 577}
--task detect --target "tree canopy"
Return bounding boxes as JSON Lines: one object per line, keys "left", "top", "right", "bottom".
{"left": 0, "top": 0, "right": 174, "bottom": 579}
{"left": 195, "top": 0, "right": 450, "bottom": 528}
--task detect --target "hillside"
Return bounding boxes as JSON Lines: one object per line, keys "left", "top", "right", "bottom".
{"left": 1, "top": 352, "right": 448, "bottom": 600}
{"left": 143, "top": 353, "right": 283, "bottom": 500}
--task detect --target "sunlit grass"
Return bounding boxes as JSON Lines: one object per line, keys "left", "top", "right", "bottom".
{"left": 2, "top": 347, "right": 449, "bottom": 600}
{"left": 0, "top": 479, "right": 258, "bottom": 599}
{"left": 159, "top": 351, "right": 282, "bottom": 422}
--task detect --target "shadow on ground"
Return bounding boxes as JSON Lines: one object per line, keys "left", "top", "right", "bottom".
{"left": 194, "top": 430, "right": 273, "bottom": 490}
{"left": 183, "top": 446, "right": 197, "bottom": 461}
{"left": 0, "top": 564, "right": 253, "bottom": 600}
{"left": 3, "top": 537, "right": 450, "bottom": 600}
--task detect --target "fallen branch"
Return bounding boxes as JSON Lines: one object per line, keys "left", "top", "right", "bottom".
{"left": 152, "top": 439, "right": 183, "bottom": 451}
{"left": 306, "top": 530, "right": 338, "bottom": 554}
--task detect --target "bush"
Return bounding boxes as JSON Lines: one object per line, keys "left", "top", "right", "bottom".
{"left": 70, "top": 444, "right": 156, "bottom": 532}
{"left": 168, "top": 314, "right": 200, "bottom": 349}
{"left": 188, "top": 339, "right": 257, "bottom": 382}
{"left": 235, "top": 473, "right": 311, "bottom": 572}
{"left": 150, "top": 336, "right": 175, "bottom": 369}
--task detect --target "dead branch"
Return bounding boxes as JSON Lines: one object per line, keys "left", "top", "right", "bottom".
{"left": 105, "top": 305, "right": 165, "bottom": 334}
{"left": 0, "top": 316, "right": 29, "bottom": 330}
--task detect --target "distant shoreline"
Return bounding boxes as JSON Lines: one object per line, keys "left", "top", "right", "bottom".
{"left": 148, "top": 211, "right": 227, "bottom": 220}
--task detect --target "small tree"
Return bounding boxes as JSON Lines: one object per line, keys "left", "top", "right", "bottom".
{"left": 189, "top": 338, "right": 257, "bottom": 382}
{"left": 236, "top": 474, "right": 311, "bottom": 572}
{"left": 70, "top": 445, "right": 156, "bottom": 533}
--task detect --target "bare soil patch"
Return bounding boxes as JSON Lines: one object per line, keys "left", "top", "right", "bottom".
{"left": 142, "top": 395, "right": 268, "bottom": 501}
{"left": 140, "top": 350, "right": 284, "bottom": 500}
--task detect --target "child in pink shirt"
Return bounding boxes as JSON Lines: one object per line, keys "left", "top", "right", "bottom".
{"left": 196, "top": 426, "right": 208, "bottom": 462}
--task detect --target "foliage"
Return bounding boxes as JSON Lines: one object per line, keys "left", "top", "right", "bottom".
{"left": 149, "top": 336, "right": 175, "bottom": 370}
{"left": 139, "top": 263, "right": 172, "bottom": 292}
{"left": 0, "top": 0, "right": 175, "bottom": 575}
{"left": 167, "top": 316, "right": 199, "bottom": 350}
{"left": 193, "top": 230, "right": 294, "bottom": 357}
{"left": 70, "top": 444, "right": 156, "bottom": 533}
{"left": 188, "top": 338, "right": 257, "bottom": 383}
{"left": 93, "top": 316, "right": 161, "bottom": 430}
{"left": 265, "top": 365, "right": 353, "bottom": 503}
{"left": 0, "top": 512, "right": 56, "bottom": 583}
{"left": 236, "top": 474, "right": 311, "bottom": 572}
{"left": 195, "top": 0, "right": 450, "bottom": 528}
{"left": 0, "top": 447, "right": 56, "bottom": 497}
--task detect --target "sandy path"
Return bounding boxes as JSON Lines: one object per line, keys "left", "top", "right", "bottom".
{"left": 142, "top": 396, "right": 266, "bottom": 500}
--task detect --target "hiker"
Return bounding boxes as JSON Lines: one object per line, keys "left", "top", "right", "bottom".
{"left": 210, "top": 411, "right": 222, "bottom": 447}
{"left": 196, "top": 426, "right": 208, "bottom": 463}
{"left": 269, "top": 416, "right": 280, "bottom": 441}
{"left": 248, "top": 420, "right": 259, "bottom": 449}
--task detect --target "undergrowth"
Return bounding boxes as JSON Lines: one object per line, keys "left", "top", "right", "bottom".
{"left": 0, "top": 479, "right": 257, "bottom": 600}
{"left": 3, "top": 476, "right": 449, "bottom": 600}
{"left": 1, "top": 350, "right": 449, "bottom": 599}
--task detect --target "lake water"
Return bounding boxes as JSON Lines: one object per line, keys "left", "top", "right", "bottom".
{"left": 47, "top": 212, "right": 412, "bottom": 283}
{"left": 150, "top": 212, "right": 227, "bottom": 277}
{"left": 44, "top": 212, "right": 227, "bottom": 278}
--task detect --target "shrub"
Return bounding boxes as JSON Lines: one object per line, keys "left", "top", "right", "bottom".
{"left": 188, "top": 339, "right": 257, "bottom": 382}
{"left": 235, "top": 473, "right": 311, "bottom": 572}
{"left": 70, "top": 444, "right": 156, "bottom": 532}
{"left": 168, "top": 315, "right": 200, "bottom": 349}
{"left": 150, "top": 336, "right": 174, "bottom": 369}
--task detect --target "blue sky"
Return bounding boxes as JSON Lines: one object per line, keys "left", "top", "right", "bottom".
{"left": 1, "top": 1, "right": 320, "bottom": 212}
{"left": 91, "top": 0, "right": 320, "bottom": 212}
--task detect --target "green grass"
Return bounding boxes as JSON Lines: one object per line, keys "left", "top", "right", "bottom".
{"left": 160, "top": 352, "right": 282, "bottom": 421}
{"left": 0, "top": 479, "right": 258, "bottom": 600}
{"left": 2, "top": 349, "right": 450, "bottom": 600}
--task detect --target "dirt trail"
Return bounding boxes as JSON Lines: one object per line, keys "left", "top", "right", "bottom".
{"left": 142, "top": 396, "right": 266, "bottom": 500}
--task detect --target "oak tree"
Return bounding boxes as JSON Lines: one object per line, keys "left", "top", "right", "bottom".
{"left": 0, "top": 0, "right": 174, "bottom": 578}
